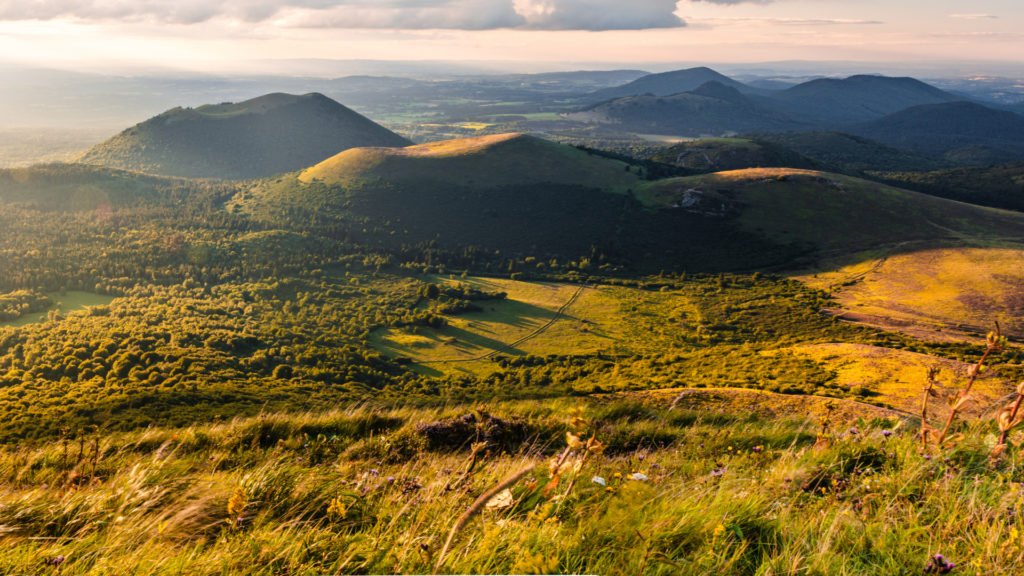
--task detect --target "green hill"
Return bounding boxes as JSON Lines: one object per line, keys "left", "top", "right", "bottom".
{"left": 639, "top": 168, "right": 1024, "bottom": 254}
{"left": 79, "top": 93, "right": 411, "bottom": 179}
{"left": 586, "top": 66, "right": 755, "bottom": 101}
{"left": 650, "top": 137, "right": 820, "bottom": 172}
{"left": 753, "top": 132, "right": 943, "bottom": 172}
{"left": 238, "top": 135, "right": 1024, "bottom": 274}
{"left": 299, "top": 132, "right": 639, "bottom": 191}
{"left": 850, "top": 101, "right": 1024, "bottom": 165}
{"left": 874, "top": 162, "right": 1024, "bottom": 212}
{"left": 237, "top": 133, "right": 808, "bottom": 272}
{"left": 0, "top": 163, "right": 176, "bottom": 210}
{"left": 769, "top": 75, "right": 962, "bottom": 125}
{"left": 570, "top": 83, "right": 802, "bottom": 137}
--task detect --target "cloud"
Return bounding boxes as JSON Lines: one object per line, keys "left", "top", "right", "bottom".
{"left": 514, "top": 0, "right": 683, "bottom": 30}
{"left": 697, "top": 17, "right": 882, "bottom": 26}
{"left": 281, "top": 0, "right": 527, "bottom": 30}
{"left": 0, "top": 0, "right": 686, "bottom": 30}
{"left": 948, "top": 13, "right": 998, "bottom": 20}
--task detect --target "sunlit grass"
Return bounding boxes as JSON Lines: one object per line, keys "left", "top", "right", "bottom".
{"left": 2, "top": 393, "right": 1023, "bottom": 574}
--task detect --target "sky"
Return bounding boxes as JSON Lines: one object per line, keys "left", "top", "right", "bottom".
{"left": 0, "top": 0, "right": 1021, "bottom": 74}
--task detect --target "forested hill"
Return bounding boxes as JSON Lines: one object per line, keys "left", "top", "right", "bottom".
{"left": 79, "top": 93, "right": 411, "bottom": 180}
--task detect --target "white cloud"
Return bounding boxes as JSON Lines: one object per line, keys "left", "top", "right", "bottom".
{"left": 0, "top": 0, "right": 686, "bottom": 30}
{"left": 699, "top": 16, "right": 883, "bottom": 26}
{"left": 948, "top": 13, "right": 998, "bottom": 20}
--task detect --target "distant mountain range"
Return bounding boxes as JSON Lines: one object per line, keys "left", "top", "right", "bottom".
{"left": 575, "top": 67, "right": 1024, "bottom": 164}
{"left": 766, "top": 75, "right": 961, "bottom": 125}
{"left": 79, "top": 93, "right": 411, "bottom": 179}
{"left": 848, "top": 101, "right": 1024, "bottom": 165}
{"left": 586, "top": 67, "right": 757, "bottom": 101}
{"left": 569, "top": 82, "right": 804, "bottom": 136}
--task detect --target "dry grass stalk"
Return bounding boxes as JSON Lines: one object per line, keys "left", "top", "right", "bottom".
{"left": 433, "top": 462, "right": 537, "bottom": 573}
{"left": 935, "top": 323, "right": 1006, "bottom": 445}
{"left": 920, "top": 367, "right": 940, "bottom": 450}
{"left": 992, "top": 381, "right": 1024, "bottom": 460}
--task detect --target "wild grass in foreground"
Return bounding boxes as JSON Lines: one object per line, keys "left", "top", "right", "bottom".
{"left": 2, "top": 393, "right": 1024, "bottom": 575}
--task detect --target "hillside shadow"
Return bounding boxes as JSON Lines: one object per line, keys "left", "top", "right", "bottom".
{"left": 442, "top": 326, "right": 525, "bottom": 356}
{"left": 461, "top": 299, "right": 558, "bottom": 330}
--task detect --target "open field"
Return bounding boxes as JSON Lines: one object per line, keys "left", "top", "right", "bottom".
{"left": 787, "top": 343, "right": 1014, "bottom": 415}
{"left": 370, "top": 277, "right": 658, "bottom": 377}
{"left": 0, "top": 291, "right": 114, "bottom": 327}
{"left": 798, "top": 247, "right": 1024, "bottom": 341}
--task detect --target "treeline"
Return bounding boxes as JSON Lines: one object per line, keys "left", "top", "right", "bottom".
{"left": 0, "top": 290, "right": 50, "bottom": 322}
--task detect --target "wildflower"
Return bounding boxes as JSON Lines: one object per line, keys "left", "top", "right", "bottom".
{"left": 881, "top": 429, "right": 893, "bottom": 438}
{"left": 751, "top": 445, "right": 764, "bottom": 454}
{"left": 591, "top": 476, "right": 606, "bottom": 487}
{"left": 630, "top": 472, "right": 649, "bottom": 481}
{"left": 711, "top": 464, "right": 726, "bottom": 477}
{"left": 227, "top": 487, "right": 248, "bottom": 521}
{"left": 402, "top": 479, "right": 422, "bottom": 494}
{"left": 924, "top": 553, "right": 956, "bottom": 574}
{"left": 45, "top": 556, "right": 66, "bottom": 566}
{"left": 848, "top": 427, "right": 860, "bottom": 436}
{"left": 327, "top": 496, "right": 348, "bottom": 519}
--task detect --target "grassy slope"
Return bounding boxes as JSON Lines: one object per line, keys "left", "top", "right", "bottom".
{"left": 650, "top": 137, "right": 820, "bottom": 172}
{"left": 640, "top": 168, "right": 1024, "bottom": 253}
{"left": 787, "top": 343, "right": 1010, "bottom": 414}
{"left": 753, "top": 131, "right": 943, "bottom": 173}
{"left": 367, "top": 274, "right": 1022, "bottom": 416}
{"left": 798, "top": 247, "right": 1024, "bottom": 339}
{"left": 5, "top": 395, "right": 1024, "bottom": 575}
{"left": 874, "top": 162, "right": 1024, "bottom": 212}
{"left": 0, "top": 163, "right": 173, "bottom": 210}
{"left": 371, "top": 277, "right": 679, "bottom": 377}
{"left": 242, "top": 134, "right": 805, "bottom": 272}
{"left": 641, "top": 168, "right": 1024, "bottom": 341}
{"left": 299, "top": 132, "right": 640, "bottom": 193}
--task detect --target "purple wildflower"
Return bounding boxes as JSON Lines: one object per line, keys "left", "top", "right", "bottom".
{"left": 881, "top": 429, "right": 893, "bottom": 438}
{"left": 924, "top": 553, "right": 956, "bottom": 574}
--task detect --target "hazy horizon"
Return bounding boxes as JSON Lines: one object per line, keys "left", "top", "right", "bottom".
{"left": 0, "top": 1, "right": 1021, "bottom": 76}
